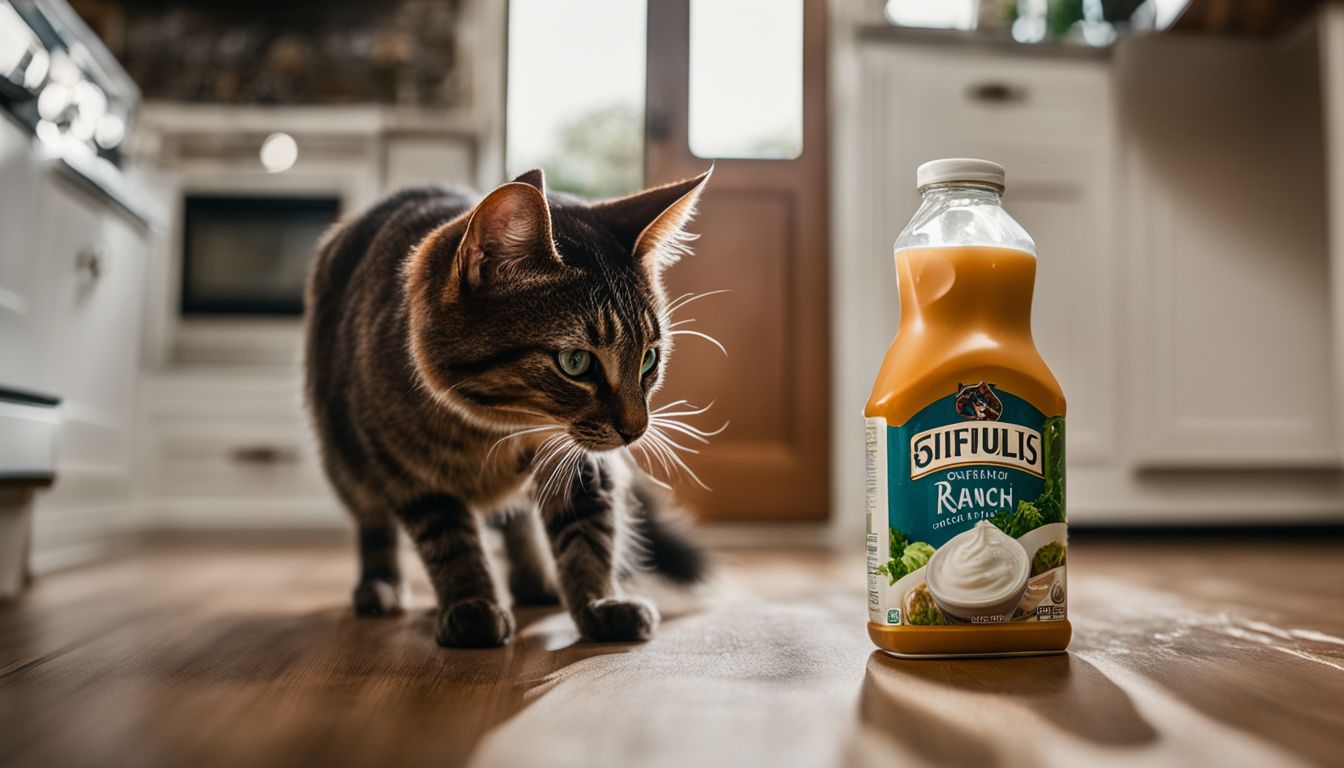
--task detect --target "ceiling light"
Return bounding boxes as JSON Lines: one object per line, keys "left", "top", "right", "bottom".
{"left": 259, "top": 132, "right": 298, "bottom": 173}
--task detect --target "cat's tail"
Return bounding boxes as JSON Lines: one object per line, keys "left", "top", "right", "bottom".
{"left": 631, "top": 476, "right": 709, "bottom": 585}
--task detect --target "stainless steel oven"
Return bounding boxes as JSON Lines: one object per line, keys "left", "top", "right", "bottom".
{"left": 179, "top": 194, "right": 340, "bottom": 316}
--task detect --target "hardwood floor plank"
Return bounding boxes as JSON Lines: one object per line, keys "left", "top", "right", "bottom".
{"left": 0, "top": 536, "right": 1341, "bottom": 768}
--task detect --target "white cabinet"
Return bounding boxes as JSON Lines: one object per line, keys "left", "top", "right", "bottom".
{"left": 1116, "top": 34, "right": 1338, "bottom": 468}
{"left": 21, "top": 169, "right": 151, "bottom": 570}
{"left": 836, "top": 33, "right": 1344, "bottom": 525}
{"left": 0, "top": 116, "right": 50, "bottom": 394}
{"left": 36, "top": 183, "right": 147, "bottom": 472}
{"left": 137, "top": 368, "right": 340, "bottom": 527}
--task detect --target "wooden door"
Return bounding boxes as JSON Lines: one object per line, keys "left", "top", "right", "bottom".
{"left": 643, "top": 0, "right": 829, "bottom": 521}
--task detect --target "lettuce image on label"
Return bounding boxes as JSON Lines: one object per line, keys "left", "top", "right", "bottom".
{"left": 987, "top": 416, "right": 1065, "bottom": 537}
{"left": 1031, "top": 541, "right": 1066, "bottom": 576}
{"left": 903, "top": 582, "right": 948, "bottom": 626}
{"left": 873, "top": 527, "right": 935, "bottom": 586}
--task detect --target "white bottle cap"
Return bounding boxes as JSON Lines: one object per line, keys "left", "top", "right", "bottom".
{"left": 916, "top": 158, "right": 1006, "bottom": 191}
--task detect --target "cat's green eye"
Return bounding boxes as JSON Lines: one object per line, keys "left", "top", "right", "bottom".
{"left": 641, "top": 348, "right": 658, "bottom": 376}
{"left": 557, "top": 348, "right": 593, "bottom": 378}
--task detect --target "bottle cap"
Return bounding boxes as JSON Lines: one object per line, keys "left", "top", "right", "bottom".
{"left": 916, "top": 158, "right": 1006, "bottom": 191}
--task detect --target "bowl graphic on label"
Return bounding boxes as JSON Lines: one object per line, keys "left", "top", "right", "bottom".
{"left": 924, "top": 520, "right": 1030, "bottom": 624}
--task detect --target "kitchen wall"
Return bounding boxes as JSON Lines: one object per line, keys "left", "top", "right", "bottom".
{"left": 14, "top": 0, "right": 1344, "bottom": 578}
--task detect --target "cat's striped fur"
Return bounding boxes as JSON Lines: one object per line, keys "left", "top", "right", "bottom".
{"left": 304, "top": 169, "right": 711, "bottom": 646}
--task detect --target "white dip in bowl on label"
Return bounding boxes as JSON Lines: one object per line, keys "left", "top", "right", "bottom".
{"left": 926, "top": 520, "right": 1030, "bottom": 623}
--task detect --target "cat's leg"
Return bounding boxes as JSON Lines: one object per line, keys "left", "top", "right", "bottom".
{"left": 537, "top": 458, "right": 659, "bottom": 642}
{"left": 352, "top": 512, "right": 407, "bottom": 616}
{"left": 397, "top": 493, "right": 515, "bottom": 647}
{"left": 498, "top": 509, "right": 559, "bottom": 606}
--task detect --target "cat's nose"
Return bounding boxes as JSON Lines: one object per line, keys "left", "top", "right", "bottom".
{"left": 616, "top": 424, "right": 646, "bottom": 445}
{"left": 614, "top": 410, "right": 648, "bottom": 444}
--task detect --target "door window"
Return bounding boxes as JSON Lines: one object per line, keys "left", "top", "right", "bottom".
{"left": 688, "top": 0, "right": 803, "bottom": 159}
{"left": 506, "top": 0, "right": 647, "bottom": 197}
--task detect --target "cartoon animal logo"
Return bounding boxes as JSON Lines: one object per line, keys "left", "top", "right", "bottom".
{"left": 954, "top": 381, "right": 1003, "bottom": 421}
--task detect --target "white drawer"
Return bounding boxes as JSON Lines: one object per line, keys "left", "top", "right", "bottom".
{"left": 865, "top": 46, "right": 1108, "bottom": 145}
{"left": 148, "top": 422, "right": 330, "bottom": 499}
{"left": 141, "top": 368, "right": 332, "bottom": 500}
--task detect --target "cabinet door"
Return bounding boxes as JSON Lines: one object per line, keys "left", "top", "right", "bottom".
{"left": 1117, "top": 38, "right": 1338, "bottom": 467}
{"left": 0, "top": 117, "right": 51, "bottom": 394}
{"left": 36, "top": 178, "right": 147, "bottom": 475}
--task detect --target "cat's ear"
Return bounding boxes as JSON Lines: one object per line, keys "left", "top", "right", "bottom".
{"left": 452, "top": 181, "right": 558, "bottom": 293}
{"left": 593, "top": 166, "right": 712, "bottom": 273}
{"left": 512, "top": 168, "right": 546, "bottom": 194}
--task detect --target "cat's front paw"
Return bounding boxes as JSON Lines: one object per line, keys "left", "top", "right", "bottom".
{"left": 436, "top": 598, "right": 516, "bottom": 647}
{"left": 353, "top": 578, "right": 407, "bottom": 617}
{"left": 575, "top": 597, "right": 660, "bottom": 642}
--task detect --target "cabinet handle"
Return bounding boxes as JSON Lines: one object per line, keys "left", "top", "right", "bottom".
{"left": 967, "top": 82, "right": 1027, "bottom": 104}
{"left": 75, "top": 244, "right": 105, "bottom": 280}
{"left": 230, "top": 445, "right": 299, "bottom": 465}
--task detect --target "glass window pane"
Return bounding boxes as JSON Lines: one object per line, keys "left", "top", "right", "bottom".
{"left": 506, "top": 0, "right": 646, "bottom": 197}
{"left": 689, "top": 0, "right": 802, "bottom": 160}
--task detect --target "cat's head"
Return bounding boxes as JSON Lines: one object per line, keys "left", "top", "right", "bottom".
{"left": 404, "top": 167, "right": 711, "bottom": 452}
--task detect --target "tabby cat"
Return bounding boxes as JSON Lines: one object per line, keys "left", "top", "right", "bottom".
{"left": 304, "top": 168, "right": 713, "bottom": 647}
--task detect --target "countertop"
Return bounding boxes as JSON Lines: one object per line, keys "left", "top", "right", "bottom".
{"left": 855, "top": 24, "right": 1113, "bottom": 59}
{"left": 1, "top": 532, "right": 1341, "bottom": 767}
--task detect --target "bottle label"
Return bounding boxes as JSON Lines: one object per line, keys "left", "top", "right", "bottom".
{"left": 866, "top": 382, "right": 1066, "bottom": 629}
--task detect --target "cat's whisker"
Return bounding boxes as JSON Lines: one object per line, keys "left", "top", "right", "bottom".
{"left": 667, "top": 317, "right": 697, "bottom": 329}
{"left": 625, "top": 446, "right": 674, "bottom": 490}
{"left": 650, "top": 415, "right": 710, "bottom": 441}
{"left": 641, "top": 472, "right": 673, "bottom": 491}
{"left": 648, "top": 428, "right": 701, "bottom": 456}
{"left": 531, "top": 432, "right": 566, "bottom": 459}
{"left": 651, "top": 400, "right": 714, "bottom": 418}
{"left": 651, "top": 417, "right": 729, "bottom": 445}
{"left": 663, "top": 292, "right": 695, "bottom": 314}
{"left": 640, "top": 440, "right": 675, "bottom": 480}
{"left": 670, "top": 329, "right": 727, "bottom": 356}
{"left": 662, "top": 288, "right": 730, "bottom": 319}
{"left": 637, "top": 430, "right": 677, "bottom": 479}
{"left": 644, "top": 427, "right": 711, "bottom": 491}
{"left": 533, "top": 435, "right": 572, "bottom": 474}
{"left": 650, "top": 414, "right": 725, "bottom": 438}
{"left": 567, "top": 448, "right": 588, "bottom": 492}
{"left": 483, "top": 424, "right": 562, "bottom": 466}
{"left": 534, "top": 439, "right": 575, "bottom": 504}
{"left": 530, "top": 439, "right": 571, "bottom": 493}
{"left": 652, "top": 415, "right": 728, "bottom": 439}
{"left": 555, "top": 445, "right": 585, "bottom": 500}
{"left": 547, "top": 442, "right": 584, "bottom": 501}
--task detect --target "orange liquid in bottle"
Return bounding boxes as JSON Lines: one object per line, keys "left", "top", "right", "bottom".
{"left": 866, "top": 245, "right": 1071, "bottom": 657}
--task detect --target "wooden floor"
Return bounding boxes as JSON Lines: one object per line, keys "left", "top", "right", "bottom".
{"left": 1, "top": 532, "right": 1342, "bottom": 768}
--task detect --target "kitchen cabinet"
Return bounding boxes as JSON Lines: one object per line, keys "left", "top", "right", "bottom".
{"left": 1, "top": 150, "right": 152, "bottom": 571}
{"left": 834, "top": 29, "right": 1344, "bottom": 526}
{"left": 137, "top": 368, "right": 339, "bottom": 527}
{"left": 1116, "top": 31, "right": 1338, "bottom": 468}
{"left": 0, "top": 115, "right": 49, "bottom": 394}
